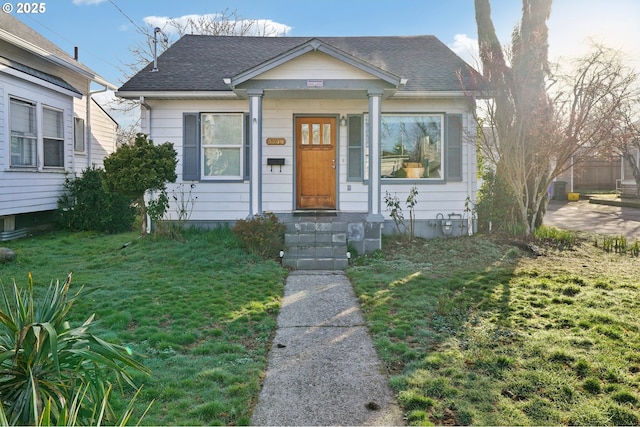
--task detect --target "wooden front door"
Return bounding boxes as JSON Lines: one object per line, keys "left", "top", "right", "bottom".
{"left": 296, "top": 117, "right": 337, "bottom": 209}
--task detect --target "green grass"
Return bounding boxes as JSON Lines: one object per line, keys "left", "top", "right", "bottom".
{"left": 0, "top": 228, "right": 286, "bottom": 426}
{"left": 348, "top": 233, "right": 640, "bottom": 426}
{"left": 3, "top": 226, "right": 640, "bottom": 425}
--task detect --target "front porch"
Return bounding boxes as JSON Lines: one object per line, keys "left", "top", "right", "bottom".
{"left": 277, "top": 212, "right": 382, "bottom": 270}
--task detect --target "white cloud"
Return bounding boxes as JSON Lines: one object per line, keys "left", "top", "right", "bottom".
{"left": 143, "top": 14, "right": 292, "bottom": 37}
{"left": 72, "top": 0, "right": 107, "bottom": 5}
{"left": 448, "top": 33, "right": 480, "bottom": 70}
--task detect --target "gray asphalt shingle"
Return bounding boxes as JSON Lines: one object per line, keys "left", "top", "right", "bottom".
{"left": 118, "top": 35, "right": 483, "bottom": 93}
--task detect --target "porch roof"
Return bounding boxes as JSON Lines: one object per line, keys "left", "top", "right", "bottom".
{"left": 117, "top": 35, "right": 485, "bottom": 97}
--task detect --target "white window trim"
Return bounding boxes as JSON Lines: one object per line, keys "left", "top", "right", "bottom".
{"left": 42, "top": 105, "right": 65, "bottom": 168}
{"left": 200, "top": 112, "right": 244, "bottom": 181}
{"left": 9, "top": 97, "right": 37, "bottom": 168}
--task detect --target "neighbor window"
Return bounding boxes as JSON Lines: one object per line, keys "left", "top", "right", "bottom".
{"left": 10, "top": 98, "right": 37, "bottom": 167}
{"left": 43, "top": 107, "right": 64, "bottom": 167}
{"left": 201, "top": 113, "right": 243, "bottom": 179}
{"left": 74, "top": 117, "right": 85, "bottom": 152}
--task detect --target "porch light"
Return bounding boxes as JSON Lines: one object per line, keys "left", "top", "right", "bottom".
{"left": 340, "top": 115, "right": 347, "bottom": 126}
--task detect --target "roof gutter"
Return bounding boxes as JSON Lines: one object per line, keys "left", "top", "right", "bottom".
{"left": 115, "top": 90, "right": 240, "bottom": 100}
{"left": 391, "top": 90, "right": 484, "bottom": 99}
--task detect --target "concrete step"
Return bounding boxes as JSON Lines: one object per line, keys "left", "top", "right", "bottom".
{"left": 282, "top": 217, "right": 349, "bottom": 270}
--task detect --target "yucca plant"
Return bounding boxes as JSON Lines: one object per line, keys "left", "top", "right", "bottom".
{"left": 0, "top": 273, "right": 150, "bottom": 426}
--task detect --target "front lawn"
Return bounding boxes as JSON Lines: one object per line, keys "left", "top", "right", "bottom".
{"left": 2, "top": 227, "right": 639, "bottom": 426}
{"left": 0, "top": 228, "right": 285, "bottom": 426}
{"left": 348, "top": 233, "right": 640, "bottom": 425}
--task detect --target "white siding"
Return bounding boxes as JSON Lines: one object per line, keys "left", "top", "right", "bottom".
{"left": 0, "top": 73, "right": 75, "bottom": 216}
{"left": 72, "top": 98, "right": 117, "bottom": 171}
{"left": 147, "top": 95, "right": 476, "bottom": 223}
{"left": 88, "top": 99, "right": 117, "bottom": 169}
{"left": 256, "top": 51, "right": 376, "bottom": 81}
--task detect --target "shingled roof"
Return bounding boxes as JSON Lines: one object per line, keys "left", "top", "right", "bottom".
{"left": 0, "top": 12, "right": 112, "bottom": 88}
{"left": 118, "top": 35, "right": 484, "bottom": 94}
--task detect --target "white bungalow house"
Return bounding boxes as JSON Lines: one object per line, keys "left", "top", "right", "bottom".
{"left": 117, "top": 35, "right": 484, "bottom": 269}
{"left": 0, "top": 13, "right": 117, "bottom": 240}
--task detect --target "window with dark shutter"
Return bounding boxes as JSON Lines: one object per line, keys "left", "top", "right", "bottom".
{"left": 347, "top": 115, "right": 363, "bottom": 180}
{"left": 183, "top": 113, "right": 200, "bottom": 181}
{"left": 446, "top": 114, "right": 463, "bottom": 181}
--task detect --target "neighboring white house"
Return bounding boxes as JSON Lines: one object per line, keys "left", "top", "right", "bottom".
{"left": 117, "top": 35, "right": 484, "bottom": 269}
{"left": 621, "top": 148, "right": 640, "bottom": 196}
{"left": 0, "top": 13, "right": 118, "bottom": 240}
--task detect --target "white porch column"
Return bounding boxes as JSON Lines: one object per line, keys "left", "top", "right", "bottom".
{"left": 367, "top": 90, "right": 383, "bottom": 218}
{"left": 248, "top": 90, "right": 263, "bottom": 217}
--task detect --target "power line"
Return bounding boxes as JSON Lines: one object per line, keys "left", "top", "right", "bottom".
{"left": 21, "top": 15, "right": 120, "bottom": 73}
{"left": 108, "top": 0, "right": 147, "bottom": 35}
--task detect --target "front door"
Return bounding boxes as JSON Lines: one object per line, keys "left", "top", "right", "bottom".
{"left": 296, "top": 116, "right": 336, "bottom": 209}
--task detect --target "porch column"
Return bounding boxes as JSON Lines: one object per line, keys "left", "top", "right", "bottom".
{"left": 367, "top": 89, "right": 383, "bottom": 218}
{"left": 248, "top": 89, "right": 263, "bottom": 217}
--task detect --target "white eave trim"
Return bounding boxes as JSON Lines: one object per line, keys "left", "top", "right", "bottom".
{"left": 0, "top": 29, "right": 116, "bottom": 90}
{"left": 115, "top": 90, "right": 239, "bottom": 100}
{"left": 390, "top": 90, "right": 480, "bottom": 99}
{"left": 0, "top": 63, "right": 82, "bottom": 98}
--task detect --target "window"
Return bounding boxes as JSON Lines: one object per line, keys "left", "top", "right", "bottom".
{"left": 347, "top": 115, "right": 363, "bottom": 180}
{"left": 380, "top": 114, "right": 443, "bottom": 179}
{"left": 43, "top": 107, "right": 64, "bottom": 167}
{"left": 10, "top": 98, "right": 37, "bottom": 167}
{"left": 201, "top": 113, "right": 243, "bottom": 179}
{"left": 183, "top": 113, "right": 249, "bottom": 181}
{"left": 351, "top": 113, "right": 462, "bottom": 182}
{"left": 74, "top": 117, "right": 85, "bottom": 152}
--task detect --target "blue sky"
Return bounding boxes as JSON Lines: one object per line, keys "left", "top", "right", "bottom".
{"left": 10, "top": 0, "right": 640, "bottom": 125}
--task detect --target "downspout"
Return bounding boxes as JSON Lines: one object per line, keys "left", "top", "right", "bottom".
{"left": 139, "top": 96, "right": 153, "bottom": 233}
{"left": 139, "top": 96, "right": 151, "bottom": 134}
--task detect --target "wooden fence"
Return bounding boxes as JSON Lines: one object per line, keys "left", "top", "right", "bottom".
{"left": 571, "top": 159, "right": 621, "bottom": 190}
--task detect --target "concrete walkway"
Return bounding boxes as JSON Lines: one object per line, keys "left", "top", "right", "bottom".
{"left": 251, "top": 271, "right": 405, "bottom": 426}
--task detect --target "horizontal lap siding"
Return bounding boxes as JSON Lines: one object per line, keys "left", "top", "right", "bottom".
{"left": 87, "top": 100, "right": 117, "bottom": 169}
{"left": 145, "top": 97, "right": 475, "bottom": 222}
{"left": 255, "top": 51, "right": 376, "bottom": 80}
{"left": 0, "top": 75, "right": 74, "bottom": 216}
{"left": 0, "top": 171, "right": 66, "bottom": 216}
{"left": 149, "top": 100, "right": 250, "bottom": 221}
{"left": 261, "top": 99, "right": 370, "bottom": 213}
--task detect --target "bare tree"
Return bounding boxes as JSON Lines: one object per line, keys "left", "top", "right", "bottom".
{"left": 119, "top": 8, "right": 286, "bottom": 83}
{"left": 112, "top": 9, "right": 289, "bottom": 123}
{"left": 474, "top": 0, "right": 639, "bottom": 235}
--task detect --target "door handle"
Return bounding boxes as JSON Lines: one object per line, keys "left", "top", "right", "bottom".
{"left": 331, "top": 159, "right": 336, "bottom": 169}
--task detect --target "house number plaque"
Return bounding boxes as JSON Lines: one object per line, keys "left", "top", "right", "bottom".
{"left": 266, "top": 138, "right": 286, "bottom": 145}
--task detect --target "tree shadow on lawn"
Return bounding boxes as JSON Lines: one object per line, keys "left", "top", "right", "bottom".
{"left": 347, "top": 234, "right": 528, "bottom": 424}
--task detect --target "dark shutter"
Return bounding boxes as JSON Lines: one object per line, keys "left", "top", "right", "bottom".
{"left": 347, "top": 115, "right": 363, "bottom": 180}
{"left": 446, "top": 114, "right": 463, "bottom": 181}
{"left": 183, "top": 113, "right": 200, "bottom": 181}
{"left": 244, "top": 113, "right": 250, "bottom": 180}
